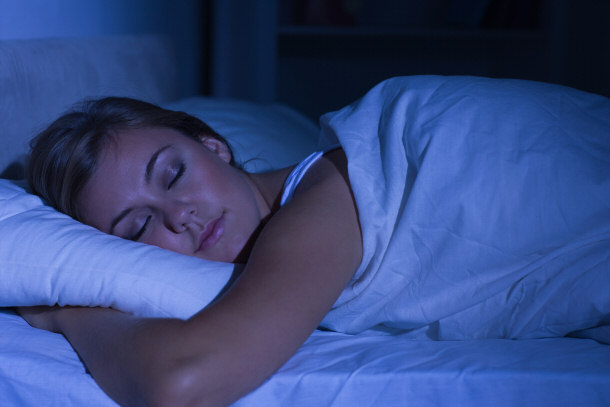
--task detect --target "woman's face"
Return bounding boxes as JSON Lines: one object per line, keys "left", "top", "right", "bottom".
{"left": 77, "top": 127, "right": 268, "bottom": 263}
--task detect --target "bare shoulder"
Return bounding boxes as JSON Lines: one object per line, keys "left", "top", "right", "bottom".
{"left": 262, "top": 147, "right": 362, "bottom": 272}
{"left": 294, "top": 147, "right": 352, "bottom": 199}
{"left": 243, "top": 146, "right": 362, "bottom": 292}
{"left": 223, "top": 145, "right": 363, "bottom": 335}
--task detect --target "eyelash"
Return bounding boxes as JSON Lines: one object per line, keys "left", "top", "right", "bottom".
{"left": 167, "top": 163, "right": 185, "bottom": 190}
{"left": 130, "top": 162, "right": 185, "bottom": 241}
{"left": 130, "top": 215, "right": 151, "bottom": 241}
{"left": 129, "top": 162, "right": 185, "bottom": 241}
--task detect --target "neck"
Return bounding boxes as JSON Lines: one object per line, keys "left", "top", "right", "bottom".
{"left": 231, "top": 166, "right": 294, "bottom": 263}
{"left": 244, "top": 166, "right": 294, "bottom": 217}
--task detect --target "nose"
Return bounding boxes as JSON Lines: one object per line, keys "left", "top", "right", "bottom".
{"left": 164, "top": 200, "right": 197, "bottom": 233}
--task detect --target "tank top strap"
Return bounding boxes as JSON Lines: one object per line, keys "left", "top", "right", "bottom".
{"left": 280, "top": 145, "right": 340, "bottom": 206}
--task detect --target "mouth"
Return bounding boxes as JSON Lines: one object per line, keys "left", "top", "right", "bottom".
{"left": 196, "top": 214, "right": 225, "bottom": 253}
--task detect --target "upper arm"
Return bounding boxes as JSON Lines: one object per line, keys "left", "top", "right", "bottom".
{"left": 178, "top": 149, "right": 362, "bottom": 404}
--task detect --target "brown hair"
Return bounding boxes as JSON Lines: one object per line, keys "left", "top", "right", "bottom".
{"left": 27, "top": 96, "right": 232, "bottom": 221}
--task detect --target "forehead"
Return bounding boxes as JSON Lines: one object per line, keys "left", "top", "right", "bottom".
{"left": 105, "top": 126, "right": 189, "bottom": 155}
{"left": 96, "top": 126, "right": 202, "bottom": 174}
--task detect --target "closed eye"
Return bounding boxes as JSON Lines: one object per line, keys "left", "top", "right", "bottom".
{"left": 130, "top": 215, "right": 151, "bottom": 241}
{"left": 168, "top": 163, "right": 185, "bottom": 190}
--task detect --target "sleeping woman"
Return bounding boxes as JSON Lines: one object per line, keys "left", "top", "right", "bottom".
{"left": 19, "top": 76, "right": 610, "bottom": 406}
{"left": 21, "top": 95, "right": 362, "bottom": 407}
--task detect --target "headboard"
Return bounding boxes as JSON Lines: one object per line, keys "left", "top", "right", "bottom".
{"left": 0, "top": 35, "right": 178, "bottom": 178}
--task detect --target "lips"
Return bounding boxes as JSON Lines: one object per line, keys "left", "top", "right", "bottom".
{"left": 197, "top": 214, "right": 224, "bottom": 253}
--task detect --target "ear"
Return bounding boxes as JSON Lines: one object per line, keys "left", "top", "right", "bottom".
{"left": 200, "top": 135, "right": 232, "bottom": 163}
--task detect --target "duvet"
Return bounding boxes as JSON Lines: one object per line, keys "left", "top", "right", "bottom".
{"left": 319, "top": 76, "right": 610, "bottom": 340}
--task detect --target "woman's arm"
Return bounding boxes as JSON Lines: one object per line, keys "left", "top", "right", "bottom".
{"left": 19, "top": 306, "right": 191, "bottom": 406}
{"left": 21, "top": 149, "right": 362, "bottom": 407}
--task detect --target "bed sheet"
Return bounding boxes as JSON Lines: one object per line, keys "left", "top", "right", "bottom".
{"left": 2, "top": 308, "right": 609, "bottom": 406}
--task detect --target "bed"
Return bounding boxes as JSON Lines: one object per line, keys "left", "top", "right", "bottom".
{"left": 1, "top": 35, "right": 609, "bottom": 407}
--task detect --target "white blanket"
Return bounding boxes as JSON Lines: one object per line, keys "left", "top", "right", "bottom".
{"left": 319, "top": 76, "right": 610, "bottom": 340}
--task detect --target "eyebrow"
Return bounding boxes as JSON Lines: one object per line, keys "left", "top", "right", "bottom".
{"left": 109, "top": 144, "right": 172, "bottom": 234}
{"left": 145, "top": 144, "right": 172, "bottom": 184}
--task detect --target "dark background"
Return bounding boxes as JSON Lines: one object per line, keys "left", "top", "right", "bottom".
{"left": 2, "top": 0, "right": 609, "bottom": 121}
{"left": 208, "top": 0, "right": 610, "bottom": 120}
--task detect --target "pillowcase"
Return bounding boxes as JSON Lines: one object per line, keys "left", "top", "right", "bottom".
{"left": 0, "top": 98, "right": 319, "bottom": 318}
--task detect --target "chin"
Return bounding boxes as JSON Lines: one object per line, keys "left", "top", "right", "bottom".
{"left": 193, "top": 242, "right": 243, "bottom": 264}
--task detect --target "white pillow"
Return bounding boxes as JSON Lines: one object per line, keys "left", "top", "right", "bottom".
{"left": 163, "top": 97, "right": 320, "bottom": 172}
{"left": 0, "top": 98, "right": 319, "bottom": 318}
{"left": 0, "top": 179, "right": 234, "bottom": 318}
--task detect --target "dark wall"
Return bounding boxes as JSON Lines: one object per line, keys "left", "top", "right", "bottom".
{"left": 563, "top": 0, "right": 610, "bottom": 99}
{"left": 276, "top": 0, "right": 610, "bottom": 119}
{"left": 5, "top": 0, "right": 606, "bottom": 116}
{"left": 209, "top": 0, "right": 610, "bottom": 120}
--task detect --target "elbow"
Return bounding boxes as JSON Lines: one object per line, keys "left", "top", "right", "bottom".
{"left": 146, "top": 360, "right": 210, "bottom": 407}
{"left": 146, "top": 365, "right": 199, "bottom": 407}
{"left": 144, "top": 358, "right": 238, "bottom": 407}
